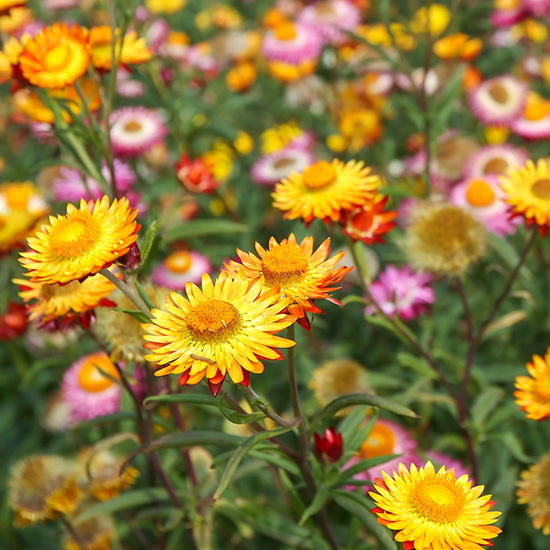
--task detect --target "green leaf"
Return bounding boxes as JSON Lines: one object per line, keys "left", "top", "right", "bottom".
{"left": 494, "top": 431, "right": 534, "bottom": 463}
{"left": 218, "top": 394, "right": 267, "bottom": 424}
{"left": 299, "top": 485, "right": 330, "bottom": 526}
{"left": 71, "top": 412, "right": 136, "bottom": 429}
{"left": 143, "top": 393, "right": 218, "bottom": 407}
{"left": 164, "top": 220, "right": 249, "bottom": 241}
{"left": 364, "top": 314, "right": 417, "bottom": 346}
{"left": 247, "top": 449, "right": 300, "bottom": 476}
{"left": 337, "top": 455, "right": 400, "bottom": 483}
{"left": 213, "top": 425, "right": 294, "bottom": 502}
{"left": 341, "top": 295, "right": 368, "bottom": 307}
{"left": 318, "top": 393, "right": 418, "bottom": 420}
{"left": 431, "top": 65, "right": 465, "bottom": 129}
{"left": 342, "top": 411, "right": 378, "bottom": 459}
{"left": 139, "top": 221, "right": 158, "bottom": 265}
{"left": 471, "top": 386, "right": 506, "bottom": 430}
{"left": 114, "top": 308, "right": 150, "bottom": 324}
{"left": 134, "top": 280, "right": 156, "bottom": 312}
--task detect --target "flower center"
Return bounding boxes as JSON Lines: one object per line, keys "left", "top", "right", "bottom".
{"left": 483, "top": 157, "right": 509, "bottom": 174}
{"left": 123, "top": 120, "right": 143, "bottom": 133}
{"left": 488, "top": 82, "right": 509, "bottom": 104}
{"left": 465, "top": 179, "right": 496, "bottom": 207}
{"left": 45, "top": 44, "right": 72, "bottom": 72}
{"left": 49, "top": 211, "right": 101, "bottom": 259}
{"left": 40, "top": 280, "right": 80, "bottom": 300}
{"left": 78, "top": 354, "right": 120, "bottom": 393}
{"left": 532, "top": 179, "right": 550, "bottom": 200}
{"left": 359, "top": 423, "right": 396, "bottom": 459}
{"left": 185, "top": 299, "right": 242, "bottom": 343}
{"left": 524, "top": 94, "right": 550, "bottom": 121}
{"left": 302, "top": 161, "right": 337, "bottom": 190}
{"left": 261, "top": 243, "right": 309, "bottom": 287}
{"left": 274, "top": 21, "right": 297, "bottom": 41}
{"left": 413, "top": 477, "right": 465, "bottom": 523}
{"left": 273, "top": 157, "right": 297, "bottom": 170}
{"left": 165, "top": 251, "right": 192, "bottom": 274}
{"left": 537, "top": 372, "right": 550, "bottom": 399}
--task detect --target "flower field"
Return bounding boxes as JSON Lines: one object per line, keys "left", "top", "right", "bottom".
{"left": 2, "top": 0, "right": 550, "bottom": 549}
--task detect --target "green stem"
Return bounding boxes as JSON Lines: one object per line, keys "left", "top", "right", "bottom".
{"left": 239, "top": 385, "right": 297, "bottom": 429}
{"left": 99, "top": 269, "right": 151, "bottom": 317}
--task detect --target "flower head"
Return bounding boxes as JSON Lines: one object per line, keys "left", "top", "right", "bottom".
{"left": 262, "top": 21, "right": 322, "bottom": 65}
{"left": 20, "top": 196, "right": 139, "bottom": 285}
{"left": 401, "top": 202, "right": 487, "bottom": 276}
{"left": 514, "top": 347, "right": 550, "bottom": 421}
{"left": 272, "top": 159, "right": 379, "bottom": 225}
{"left": 19, "top": 23, "right": 90, "bottom": 89}
{"left": 0, "top": 0, "right": 27, "bottom": 17}
{"left": 8, "top": 454, "right": 83, "bottom": 526}
{"left": 90, "top": 26, "right": 152, "bottom": 70}
{"left": 464, "top": 144, "right": 528, "bottom": 179}
{"left": 500, "top": 158, "right": 550, "bottom": 234}
{"left": 62, "top": 516, "right": 115, "bottom": 550}
{"left": 369, "top": 461, "right": 501, "bottom": 549}
{"left": 251, "top": 147, "right": 315, "bottom": 187}
{"left": 314, "top": 427, "right": 343, "bottom": 463}
{"left": 225, "top": 234, "right": 351, "bottom": 326}
{"left": 0, "top": 302, "right": 27, "bottom": 340}
{"left": 517, "top": 452, "right": 550, "bottom": 535}
{"left": 152, "top": 250, "right": 211, "bottom": 291}
{"left": 175, "top": 153, "right": 220, "bottom": 194}
{"left": 342, "top": 196, "right": 398, "bottom": 245}
{"left": 143, "top": 271, "right": 296, "bottom": 396}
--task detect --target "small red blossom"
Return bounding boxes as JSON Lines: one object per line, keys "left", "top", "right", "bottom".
{"left": 118, "top": 242, "right": 142, "bottom": 270}
{"left": 0, "top": 302, "right": 28, "bottom": 340}
{"left": 314, "top": 427, "right": 343, "bottom": 463}
{"left": 342, "top": 196, "right": 398, "bottom": 245}
{"left": 175, "top": 154, "right": 221, "bottom": 194}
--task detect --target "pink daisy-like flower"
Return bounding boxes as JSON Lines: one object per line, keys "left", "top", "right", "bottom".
{"left": 151, "top": 250, "right": 211, "bottom": 291}
{"left": 116, "top": 68, "right": 145, "bottom": 98}
{"left": 297, "top": 0, "right": 360, "bottom": 45}
{"left": 262, "top": 21, "right": 322, "bottom": 65}
{"left": 511, "top": 110, "right": 550, "bottom": 140}
{"left": 61, "top": 352, "right": 122, "bottom": 423}
{"left": 469, "top": 75, "right": 527, "bottom": 126}
{"left": 463, "top": 144, "right": 529, "bottom": 179}
{"left": 110, "top": 107, "right": 168, "bottom": 157}
{"left": 344, "top": 418, "right": 418, "bottom": 491}
{"left": 365, "top": 265, "right": 435, "bottom": 321}
{"left": 490, "top": 5, "right": 525, "bottom": 27}
{"left": 52, "top": 161, "right": 136, "bottom": 203}
{"left": 146, "top": 18, "right": 170, "bottom": 52}
{"left": 251, "top": 147, "right": 315, "bottom": 186}
{"left": 524, "top": 0, "right": 550, "bottom": 16}
{"left": 449, "top": 175, "right": 520, "bottom": 237}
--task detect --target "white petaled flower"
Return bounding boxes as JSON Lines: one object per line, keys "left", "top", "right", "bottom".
{"left": 251, "top": 147, "right": 315, "bottom": 186}
{"left": 262, "top": 21, "right": 322, "bottom": 65}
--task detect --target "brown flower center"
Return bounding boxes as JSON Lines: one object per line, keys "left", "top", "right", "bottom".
{"left": 273, "top": 157, "right": 296, "bottom": 170}
{"left": 302, "top": 161, "right": 337, "bottom": 190}
{"left": 261, "top": 243, "right": 309, "bottom": 287}
{"left": 48, "top": 211, "right": 101, "bottom": 259}
{"left": 488, "top": 82, "right": 509, "bottom": 104}
{"left": 531, "top": 179, "right": 550, "bottom": 200}
{"left": 413, "top": 477, "right": 465, "bottom": 523}
{"left": 483, "top": 157, "right": 509, "bottom": 175}
{"left": 185, "top": 299, "right": 242, "bottom": 343}
{"left": 123, "top": 120, "right": 143, "bottom": 133}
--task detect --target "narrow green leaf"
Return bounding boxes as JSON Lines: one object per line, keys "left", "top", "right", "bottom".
{"left": 319, "top": 393, "right": 418, "bottom": 420}
{"left": 114, "top": 308, "right": 150, "bottom": 324}
{"left": 343, "top": 411, "right": 378, "bottom": 459}
{"left": 139, "top": 221, "right": 158, "bottom": 265}
{"left": 247, "top": 449, "right": 300, "bottom": 476}
{"left": 337, "top": 454, "right": 400, "bottom": 483}
{"left": 143, "top": 393, "right": 218, "bottom": 407}
{"left": 342, "top": 295, "right": 368, "bottom": 307}
{"left": 164, "top": 220, "right": 249, "bottom": 241}
{"left": 299, "top": 485, "right": 330, "bottom": 526}
{"left": 134, "top": 281, "right": 156, "bottom": 312}
{"left": 471, "top": 386, "right": 506, "bottom": 430}
{"left": 365, "top": 314, "right": 417, "bottom": 346}
{"left": 494, "top": 431, "right": 534, "bottom": 463}
{"left": 218, "top": 394, "right": 267, "bottom": 424}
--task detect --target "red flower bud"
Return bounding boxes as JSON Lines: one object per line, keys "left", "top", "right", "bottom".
{"left": 118, "top": 242, "right": 142, "bottom": 270}
{"left": 314, "top": 427, "right": 343, "bottom": 463}
{"left": 0, "top": 302, "right": 28, "bottom": 340}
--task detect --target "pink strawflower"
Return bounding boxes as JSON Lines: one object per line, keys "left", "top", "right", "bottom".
{"left": 365, "top": 265, "right": 435, "bottom": 321}
{"left": 297, "top": 0, "right": 361, "bottom": 45}
{"left": 449, "top": 175, "right": 520, "bottom": 237}
{"left": 61, "top": 352, "right": 122, "bottom": 423}
{"left": 423, "top": 451, "right": 471, "bottom": 480}
{"left": 116, "top": 68, "right": 145, "bottom": 98}
{"left": 469, "top": 75, "right": 527, "bottom": 126}
{"left": 524, "top": 0, "right": 550, "bottom": 16}
{"left": 110, "top": 107, "right": 168, "bottom": 157}
{"left": 511, "top": 112, "right": 550, "bottom": 140}
{"left": 146, "top": 18, "right": 170, "bottom": 52}
{"left": 463, "top": 144, "right": 529, "bottom": 179}
{"left": 262, "top": 21, "right": 322, "bottom": 65}
{"left": 251, "top": 147, "right": 315, "bottom": 186}
{"left": 490, "top": 5, "right": 525, "bottom": 27}
{"left": 52, "top": 161, "right": 136, "bottom": 202}
{"left": 152, "top": 250, "right": 211, "bottom": 291}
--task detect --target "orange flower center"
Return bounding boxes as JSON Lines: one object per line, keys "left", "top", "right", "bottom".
{"left": 488, "top": 82, "right": 509, "bottom": 104}
{"left": 49, "top": 211, "right": 101, "bottom": 259}
{"left": 483, "top": 157, "right": 508, "bottom": 175}
{"left": 413, "top": 477, "right": 465, "bottom": 523}
{"left": 465, "top": 179, "right": 496, "bottom": 207}
{"left": 359, "top": 423, "right": 396, "bottom": 459}
{"left": 261, "top": 243, "right": 309, "bottom": 287}
{"left": 185, "top": 299, "right": 242, "bottom": 343}
{"left": 274, "top": 21, "right": 297, "bottom": 41}
{"left": 78, "top": 354, "right": 120, "bottom": 393}
{"left": 165, "top": 251, "right": 192, "bottom": 274}
{"left": 123, "top": 120, "right": 143, "bottom": 133}
{"left": 531, "top": 179, "right": 550, "bottom": 200}
{"left": 524, "top": 95, "right": 550, "bottom": 121}
{"left": 302, "top": 161, "right": 337, "bottom": 190}
{"left": 5, "top": 186, "right": 32, "bottom": 209}
{"left": 45, "top": 43, "right": 72, "bottom": 72}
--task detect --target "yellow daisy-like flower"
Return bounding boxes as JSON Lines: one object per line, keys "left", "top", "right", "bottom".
{"left": 90, "top": 26, "right": 153, "bottom": 71}
{"left": 514, "top": 347, "right": 550, "bottom": 421}
{"left": 370, "top": 461, "right": 502, "bottom": 550}
{"left": 0, "top": 0, "right": 26, "bottom": 16}
{"left": 272, "top": 159, "right": 379, "bottom": 225}
{"left": 13, "top": 272, "right": 116, "bottom": 325}
{"left": 143, "top": 271, "right": 296, "bottom": 395}
{"left": 19, "top": 23, "right": 91, "bottom": 89}
{"left": 517, "top": 452, "right": 550, "bottom": 535}
{"left": 0, "top": 6, "right": 32, "bottom": 35}
{"left": 500, "top": 158, "right": 550, "bottom": 234}
{"left": 0, "top": 181, "right": 48, "bottom": 255}
{"left": 145, "top": 0, "right": 186, "bottom": 14}
{"left": 63, "top": 516, "right": 115, "bottom": 550}
{"left": 225, "top": 234, "right": 351, "bottom": 325}
{"left": 20, "top": 196, "right": 139, "bottom": 285}
{"left": 260, "top": 121, "right": 304, "bottom": 154}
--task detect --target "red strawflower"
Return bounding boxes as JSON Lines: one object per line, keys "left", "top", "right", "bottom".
{"left": 175, "top": 153, "right": 220, "bottom": 194}
{"left": 314, "top": 427, "right": 343, "bottom": 463}
{"left": 342, "top": 196, "right": 398, "bottom": 245}
{"left": 0, "top": 302, "right": 28, "bottom": 340}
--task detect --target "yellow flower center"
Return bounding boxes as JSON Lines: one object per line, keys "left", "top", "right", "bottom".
{"left": 302, "top": 161, "right": 337, "bottom": 190}
{"left": 483, "top": 157, "right": 508, "bottom": 175}
{"left": 78, "top": 355, "right": 120, "bottom": 393}
{"left": 531, "top": 179, "right": 550, "bottom": 200}
{"left": 359, "top": 423, "right": 396, "bottom": 459}
{"left": 123, "top": 120, "right": 143, "bottom": 133}
{"left": 465, "top": 179, "right": 496, "bottom": 207}
{"left": 40, "top": 280, "right": 80, "bottom": 300}
{"left": 537, "top": 372, "right": 550, "bottom": 399}
{"left": 186, "top": 299, "right": 242, "bottom": 343}
{"left": 49, "top": 211, "right": 101, "bottom": 259}
{"left": 274, "top": 21, "right": 297, "bottom": 41}
{"left": 488, "top": 82, "right": 509, "bottom": 104}
{"left": 413, "top": 477, "right": 465, "bottom": 523}
{"left": 165, "top": 251, "right": 192, "bottom": 274}
{"left": 45, "top": 44, "right": 72, "bottom": 72}
{"left": 5, "top": 186, "right": 32, "bottom": 209}
{"left": 261, "top": 243, "right": 309, "bottom": 287}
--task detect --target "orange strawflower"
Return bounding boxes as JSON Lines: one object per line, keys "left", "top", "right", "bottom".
{"left": 433, "top": 33, "right": 482, "bottom": 61}
{"left": 515, "top": 348, "right": 550, "bottom": 421}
